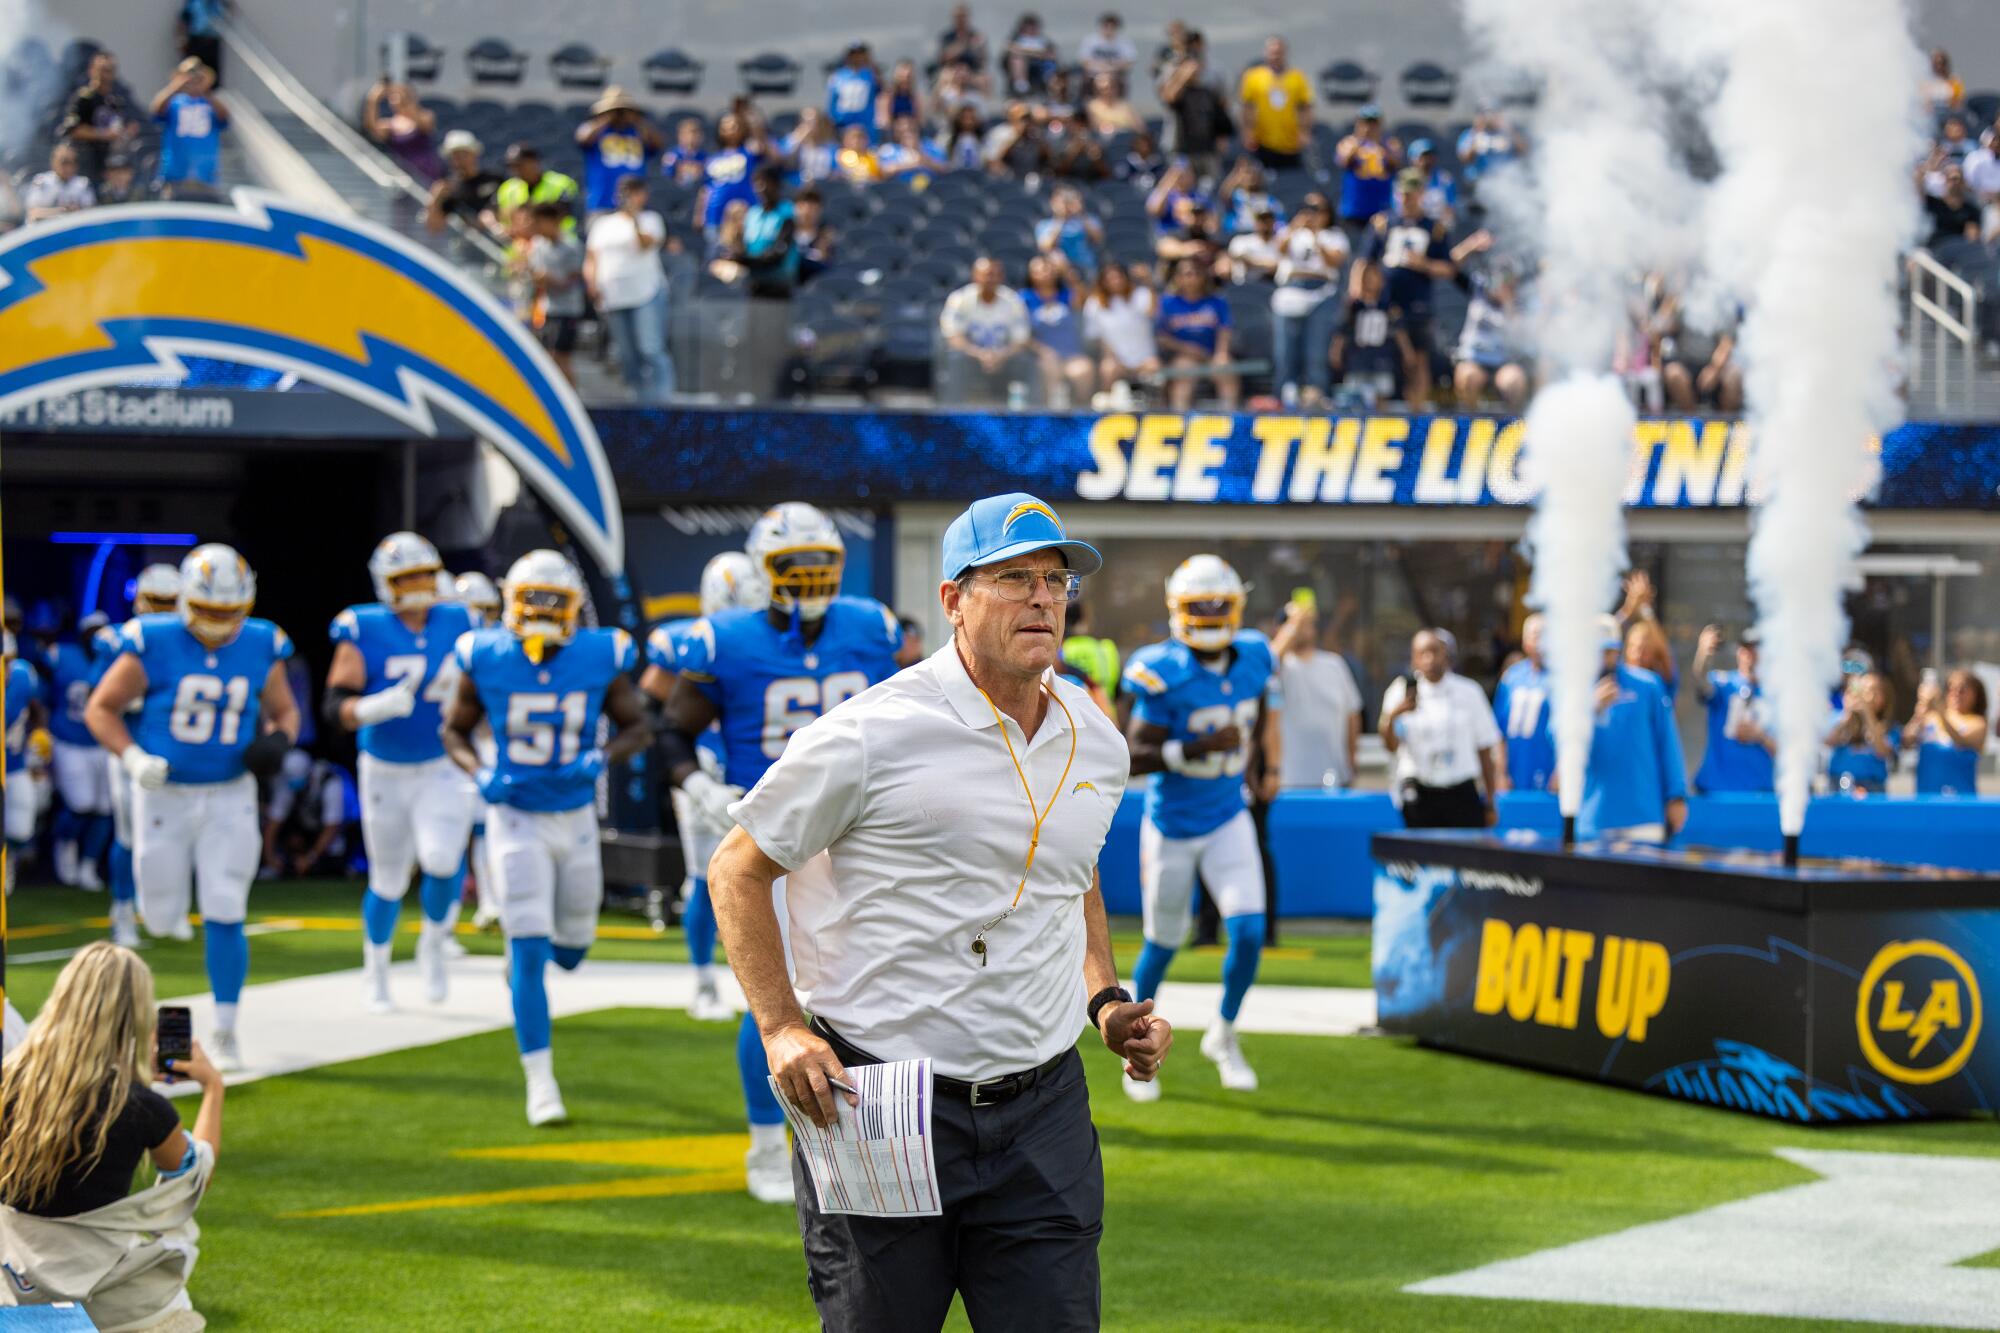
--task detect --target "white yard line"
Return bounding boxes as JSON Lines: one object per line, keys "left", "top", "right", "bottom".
{"left": 152, "top": 958, "right": 1376, "bottom": 1097}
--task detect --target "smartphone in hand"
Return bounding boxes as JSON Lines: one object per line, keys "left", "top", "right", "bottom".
{"left": 156, "top": 1005, "right": 192, "bottom": 1073}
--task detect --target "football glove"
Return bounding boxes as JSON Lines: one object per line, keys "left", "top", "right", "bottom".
{"left": 351, "top": 677, "right": 419, "bottom": 727}
{"left": 120, "top": 745, "right": 170, "bottom": 790}
{"left": 476, "top": 767, "right": 512, "bottom": 805}
{"left": 241, "top": 731, "right": 290, "bottom": 780}
{"left": 682, "top": 769, "right": 744, "bottom": 834}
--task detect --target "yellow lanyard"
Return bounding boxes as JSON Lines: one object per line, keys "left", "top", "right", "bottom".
{"left": 971, "top": 680, "right": 1078, "bottom": 966}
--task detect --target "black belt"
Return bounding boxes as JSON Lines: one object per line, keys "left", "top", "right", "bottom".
{"left": 811, "top": 1018, "right": 1068, "bottom": 1109}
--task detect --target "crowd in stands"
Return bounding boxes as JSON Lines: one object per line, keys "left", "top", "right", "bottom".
{"left": 8, "top": 37, "right": 231, "bottom": 225}
{"left": 13, "top": 20, "right": 1997, "bottom": 406}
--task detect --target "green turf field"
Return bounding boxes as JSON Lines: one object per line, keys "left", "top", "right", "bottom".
{"left": 6, "top": 880, "right": 1997, "bottom": 1331}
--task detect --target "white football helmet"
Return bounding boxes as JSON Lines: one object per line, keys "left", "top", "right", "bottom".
{"left": 746, "top": 502, "right": 844, "bottom": 621}
{"left": 501, "top": 549, "right": 586, "bottom": 646}
{"left": 699, "top": 551, "right": 769, "bottom": 617}
{"left": 1166, "top": 554, "right": 1246, "bottom": 654}
{"left": 133, "top": 563, "right": 182, "bottom": 615}
{"left": 454, "top": 571, "right": 502, "bottom": 624}
{"left": 369, "top": 532, "right": 445, "bottom": 612}
{"left": 178, "top": 543, "right": 256, "bottom": 647}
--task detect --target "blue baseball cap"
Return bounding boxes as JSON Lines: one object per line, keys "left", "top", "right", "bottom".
{"left": 1408, "top": 137, "right": 1435, "bottom": 158}
{"left": 942, "top": 493, "right": 1102, "bottom": 581}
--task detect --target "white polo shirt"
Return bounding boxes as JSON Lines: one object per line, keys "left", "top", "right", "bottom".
{"left": 1382, "top": 671, "right": 1501, "bottom": 792}
{"left": 729, "top": 640, "right": 1130, "bottom": 1082}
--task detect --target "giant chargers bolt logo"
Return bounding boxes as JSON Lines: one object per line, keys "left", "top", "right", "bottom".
{"left": 0, "top": 190, "right": 622, "bottom": 573}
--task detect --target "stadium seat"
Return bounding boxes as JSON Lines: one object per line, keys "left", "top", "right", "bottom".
{"left": 909, "top": 214, "right": 977, "bottom": 249}
{"left": 904, "top": 256, "right": 969, "bottom": 292}
{"left": 559, "top": 101, "right": 596, "bottom": 124}
{"left": 1319, "top": 60, "right": 1377, "bottom": 105}
{"left": 738, "top": 51, "right": 802, "bottom": 97}
{"left": 549, "top": 43, "right": 612, "bottom": 90}
{"left": 791, "top": 312, "right": 880, "bottom": 397}
{"left": 1392, "top": 122, "right": 1439, "bottom": 152}
{"left": 768, "top": 109, "right": 803, "bottom": 140}
{"left": 465, "top": 37, "right": 529, "bottom": 86}
{"left": 380, "top": 32, "right": 445, "bottom": 83}
{"left": 1967, "top": 91, "right": 2000, "bottom": 127}
{"left": 419, "top": 96, "right": 461, "bottom": 123}
{"left": 876, "top": 317, "right": 939, "bottom": 389}
{"left": 1400, "top": 61, "right": 1459, "bottom": 107}
{"left": 643, "top": 48, "right": 704, "bottom": 96}
{"left": 845, "top": 236, "right": 910, "bottom": 275}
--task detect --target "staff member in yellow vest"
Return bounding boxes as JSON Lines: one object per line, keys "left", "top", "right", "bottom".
{"left": 709, "top": 491, "right": 1169, "bottom": 1333}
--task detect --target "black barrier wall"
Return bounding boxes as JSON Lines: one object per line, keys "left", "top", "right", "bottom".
{"left": 1372, "top": 832, "right": 2000, "bottom": 1123}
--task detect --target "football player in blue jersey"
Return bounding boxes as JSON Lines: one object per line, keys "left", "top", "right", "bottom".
{"left": 443, "top": 550, "right": 651, "bottom": 1125}
{"left": 1122, "top": 555, "right": 1292, "bottom": 1101}
{"left": 5, "top": 630, "right": 46, "bottom": 895}
{"left": 452, "top": 571, "right": 505, "bottom": 930}
{"left": 99, "top": 564, "right": 182, "bottom": 946}
{"left": 46, "top": 612, "right": 114, "bottom": 891}
{"left": 325, "top": 533, "right": 479, "bottom": 1011}
{"left": 86, "top": 544, "right": 301, "bottom": 1071}
{"left": 655, "top": 502, "right": 903, "bottom": 1204}
{"left": 638, "top": 550, "right": 769, "bottom": 1024}
{"left": 1493, "top": 612, "right": 1555, "bottom": 793}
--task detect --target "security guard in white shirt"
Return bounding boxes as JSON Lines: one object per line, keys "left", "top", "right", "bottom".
{"left": 1380, "top": 627, "right": 1505, "bottom": 828}
{"left": 710, "top": 491, "right": 1170, "bottom": 1333}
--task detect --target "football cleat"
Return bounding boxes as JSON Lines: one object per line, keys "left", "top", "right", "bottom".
{"left": 178, "top": 544, "right": 256, "bottom": 647}
{"left": 1167, "top": 554, "right": 1247, "bottom": 654}
{"left": 1201, "top": 1023, "right": 1259, "bottom": 1092}
{"left": 363, "top": 942, "right": 394, "bottom": 1014}
{"left": 747, "top": 503, "right": 844, "bottom": 622}
{"left": 369, "top": 532, "right": 446, "bottom": 613}
{"left": 1122, "top": 1071, "right": 1162, "bottom": 1102}
{"left": 419, "top": 924, "right": 450, "bottom": 1004}
{"left": 688, "top": 982, "right": 734, "bottom": 1023}
{"left": 745, "top": 1141, "right": 795, "bottom": 1204}
{"left": 110, "top": 900, "right": 140, "bottom": 949}
{"left": 209, "top": 1029, "right": 244, "bottom": 1073}
{"left": 525, "top": 1069, "right": 568, "bottom": 1126}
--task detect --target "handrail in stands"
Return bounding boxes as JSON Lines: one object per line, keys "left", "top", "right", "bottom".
{"left": 218, "top": 13, "right": 512, "bottom": 271}
{"left": 1906, "top": 247, "right": 1980, "bottom": 414}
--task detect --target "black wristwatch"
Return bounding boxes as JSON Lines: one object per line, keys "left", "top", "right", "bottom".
{"left": 1088, "top": 985, "right": 1134, "bottom": 1032}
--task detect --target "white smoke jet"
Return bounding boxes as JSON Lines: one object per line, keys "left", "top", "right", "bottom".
{"left": 1688, "top": 0, "right": 1923, "bottom": 838}
{"left": 1464, "top": 0, "right": 1697, "bottom": 817}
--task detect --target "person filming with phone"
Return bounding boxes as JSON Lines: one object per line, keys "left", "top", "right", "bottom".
{"left": 1380, "top": 627, "right": 1504, "bottom": 828}
{"left": 0, "top": 941, "right": 225, "bottom": 1331}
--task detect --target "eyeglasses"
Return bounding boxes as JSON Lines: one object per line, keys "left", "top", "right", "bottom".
{"left": 975, "top": 568, "right": 1083, "bottom": 602}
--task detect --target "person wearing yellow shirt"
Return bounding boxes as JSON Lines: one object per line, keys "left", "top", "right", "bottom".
{"left": 1238, "top": 37, "right": 1313, "bottom": 171}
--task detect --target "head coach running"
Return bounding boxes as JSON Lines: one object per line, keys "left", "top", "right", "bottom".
{"left": 708, "top": 491, "right": 1170, "bottom": 1332}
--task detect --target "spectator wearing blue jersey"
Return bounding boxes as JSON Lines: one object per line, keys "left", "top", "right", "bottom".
{"left": 149, "top": 60, "right": 227, "bottom": 200}
{"left": 1407, "top": 140, "right": 1458, "bottom": 222}
{"left": 1335, "top": 105, "right": 1401, "bottom": 227}
{"left": 1493, "top": 613, "right": 1555, "bottom": 793}
{"left": 1903, "top": 669, "right": 1987, "bottom": 796}
{"left": 827, "top": 43, "right": 880, "bottom": 140}
{"left": 1456, "top": 106, "right": 1524, "bottom": 194}
{"left": 1689, "top": 624, "right": 1774, "bottom": 794}
{"left": 1155, "top": 258, "right": 1239, "bottom": 409}
{"left": 1035, "top": 185, "right": 1103, "bottom": 283}
{"left": 1022, "top": 255, "right": 1095, "bottom": 408}
{"left": 574, "top": 86, "right": 664, "bottom": 217}
{"left": 698, "top": 106, "right": 772, "bottom": 242}
{"left": 1576, "top": 616, "right": 1688, "bottom": 843}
